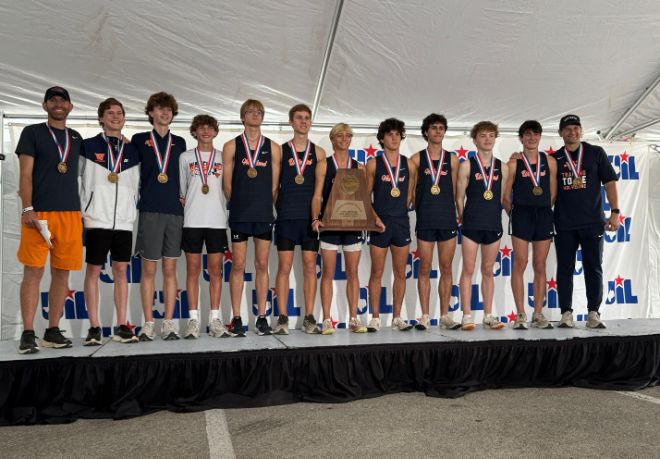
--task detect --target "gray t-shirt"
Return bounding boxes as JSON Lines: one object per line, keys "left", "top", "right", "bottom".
{"left": 15, "top": 122, "right": 82, "bottom": 211}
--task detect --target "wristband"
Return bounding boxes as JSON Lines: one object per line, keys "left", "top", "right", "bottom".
{"left": 610, "top": 208, "right": 620, "bottom": 214}
{"left": 22, "top": 206, "right": 34, "bottom": 214}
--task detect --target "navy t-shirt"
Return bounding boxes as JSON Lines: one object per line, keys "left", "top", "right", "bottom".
{"left": 15, "top": 122, "right": 82, "bottom": 211}
{"left": 132, "top": 130, "right": 187, "bottom": 216}
{"left": 554, "top": 142, "right": 617, "bottom": 230}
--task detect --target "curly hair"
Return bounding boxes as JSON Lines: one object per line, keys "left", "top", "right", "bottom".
{"left": 144, "top": 92, "right": 178, "bottom": 125}
{"left": 377, "top": 118, "right": 406, "bottom": 148}
{"left": 421, "top": 113, "right": 448, "bottom": 140}
{"left": 190, "top": 114, "right": 219, "bottom": 137}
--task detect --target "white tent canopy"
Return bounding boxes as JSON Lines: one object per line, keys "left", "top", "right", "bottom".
{"left": 1, "top": 0, "right": 660, "bottom": 139}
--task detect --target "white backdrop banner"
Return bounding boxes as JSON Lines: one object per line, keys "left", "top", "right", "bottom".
{"left": 1, "top": 123, "right": 656, "bottom": 339}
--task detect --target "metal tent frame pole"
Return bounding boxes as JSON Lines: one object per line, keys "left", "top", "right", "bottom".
{"left": 311, "top": 0, "right": 344, "bottom": 123}
{"left": 0, "top": 110, "right": 5, "bottom": 339}
{"left": 604, "top": 74, "right": 660, "bottom": 141}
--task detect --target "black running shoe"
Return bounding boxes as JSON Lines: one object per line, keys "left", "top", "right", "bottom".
{"left": 18, "top": 330, "right": 40, "bottom": 354}
{"left": 113, "top": 324, "right": 138, "bottom": 343}
{"left": 255, "top": 315, "right": 272, "bottom": 336}
{"left": 230, "top": 316, "right": 246, "bottom": 337}
{"left": 83, "top": 327, "right": 103, "bottom": 346}
{"left": 42, "top": 326, "right": 73, "bottom": 349}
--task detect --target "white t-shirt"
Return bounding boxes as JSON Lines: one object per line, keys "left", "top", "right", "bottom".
{"left": 179, "top": 147, "right": 228, "bottom": 228}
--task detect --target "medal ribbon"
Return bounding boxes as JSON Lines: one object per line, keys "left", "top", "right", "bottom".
{"left": 149, "top": 130, "right": 173, "bottom": 175}
{"left": 475, "top": 153, "right": 495, "bottom": 193}
{"left": 194, "top": 148, "right": 216, "bottom": 189}
{"left": 47, "top": 125, "right": 71, "bottom": 164}
{"left": 565, "top": 143, "right": 583, "bottom": 180}
{"left": 332, "top": 155, "right": 351, "bottom": 171}
{"left": 382, "top": 154, "right": 401, "bottom": 191}
{"left": 103, "top": 135, "right": 125, "bottom": 173}
{"left": 240, "top": 132, "right": 264, "bottom": 169}
{"left": 521, "top": 151, "right": 542, "bottom": 188}
{"left": 288, "top": 140, "right": 312, "bottom": 177}
{"left": 425, "top": 148, "right": 446, "bottom": 188}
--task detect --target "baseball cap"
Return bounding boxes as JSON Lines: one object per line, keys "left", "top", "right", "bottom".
{"left": 559, "top": 114, "right": 581, "bottom": 130}
{"left": 44, "top": 86, "right": 71, "bottom": 103}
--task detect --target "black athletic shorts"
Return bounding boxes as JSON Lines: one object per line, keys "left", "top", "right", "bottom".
{"left": 416, "top": 228, "right": 458, "bottom": 242}
{"left": 460, "top": 228, "right": 503, "bottom": 245}
{"left": 85, "top": 229, "right": 132, "bottom": 265}
{"left": 230, "top": 222, "right": 273, "bottom": 243}
{"left": 275, "top": 219, "right": 319, "bottom": 252}
{"left": 182, "top": 227, "right": 228, "bottom": 254}
{"left": 369, "top": 216, "right": 411, "bottom": 248}
{"left": 510, "top": 206, "right": 554, "bottom": 242}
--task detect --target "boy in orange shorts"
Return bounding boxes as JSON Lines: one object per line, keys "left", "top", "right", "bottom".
{"left": 16, "top": 86, "right": 83, "bottom": 353}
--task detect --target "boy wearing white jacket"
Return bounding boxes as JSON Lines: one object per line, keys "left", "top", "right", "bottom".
{"left": 80, "top": 98, "right": 140, "bottom": 344}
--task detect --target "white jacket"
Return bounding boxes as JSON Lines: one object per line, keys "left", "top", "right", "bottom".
{"left": 79, "top": 133, "right": 140, "bottom": 231}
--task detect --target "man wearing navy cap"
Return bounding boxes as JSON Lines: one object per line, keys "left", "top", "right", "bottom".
{"left": 15, "top": 86, "right": 83, "bottom": 353}
{"left": 553, "top": 115, "right": 620, "bottom": 329}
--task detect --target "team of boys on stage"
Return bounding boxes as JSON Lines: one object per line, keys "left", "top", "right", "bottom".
{"left": 15, "top": 87, "right": 621, "bottom": 354}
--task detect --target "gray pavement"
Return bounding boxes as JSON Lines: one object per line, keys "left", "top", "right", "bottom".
{"left": 1, "top": 386, "right": 658, "bottom": 459}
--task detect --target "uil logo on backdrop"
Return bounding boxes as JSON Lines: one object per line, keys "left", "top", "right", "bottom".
{"left": 269, "top": 287, "right": 301, "bottom": 317}
{"left": 527, "top": 278, "right": 559, "bottom": 308}
{"left": 604, "top": 214, "right": 632, "bottom": 243}
{"left": 357, "top": 287, "right": 370, "bottom": 315}
{"left": 607, "top": 151, "right": 639, "bottom": 180}
{"left": 448, "top": 284, "right": 483, "bottom": 311}
{"left": 41, "top": 289, "right": 87, "bottom": 320}
{"left": 406, "top": 249, "right": 438, "bottom": 279}
{"left": 349, "top": 144, "right": 382, "bottom": 164}
{"left": 574, "top": 249, "right": 583, "bottom": 276}
{"left": 100, "top": 255, "right": 142, "bottom": 283}
{"left": 453, "top": 146, "right": 476, "bottom": 163}
{"left": 605, "top": 275, "right": 638, "bottom": 305}
{"left": 251, "top": 288, "right": 274, "bottom": 316}
{"left": 152, "top": 289, "right": 189, "bottom": 319}
{"left": 494, "top": 245, "right": 513, "bottom": 277}
{"left": 222, "top": 249, "right": 252, "bottom": 283}
{"left": 359, "top": 286, "right": 393, "bottom": 315}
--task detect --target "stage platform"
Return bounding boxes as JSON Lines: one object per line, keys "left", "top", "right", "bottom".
{"left": 1, "top": 319, "right": 658, "bottom": 425}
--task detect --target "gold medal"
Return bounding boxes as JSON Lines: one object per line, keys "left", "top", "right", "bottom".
{"left": 157, "top": 172, "right": 168, "bottom": 184}
{"left": 294, "top": 174, "right": 305, "bottom": 185}
{"left": 572, "top": 177, "right": 582, "bottom": 188}
{"left": 247, "top": 167, "right": 258, "bottom": 178}
{"left": 483, "top": 190, "right": 494, "bottom": 201}
{"left": 532, "top": 186, "right": 543, "bottom": 196}
{"left": 202, "top": 184, "right": 209, "bottom": 194}
{"left": 108, "top": 172, "right": 119, "bottom": 183}
{"left": 390, "top": 188, "right": 401, "bottom": 198}
{"left": 430, "top": 185, "right": 440, "bottom": 195}
{"left": 57, "top": 161, "right": 68, "bottom": 174}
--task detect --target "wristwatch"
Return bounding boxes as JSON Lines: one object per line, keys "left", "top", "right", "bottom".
{"left": 610, "top": 208, "right": 620, "bottom": 214}
{"left": 22, "top": 206, "right": 34, "bottom": 214}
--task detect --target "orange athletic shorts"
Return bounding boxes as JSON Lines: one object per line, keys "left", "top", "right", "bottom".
{"left": 17, "top": 211, "right": 83, "bottom": 270}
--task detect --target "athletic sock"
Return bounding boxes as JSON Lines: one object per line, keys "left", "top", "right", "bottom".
{"left": 189, "top": 309, "right": 200, "bottom": 321}
{"left": 210, "top": 309, "right": 220, "bottom": 321}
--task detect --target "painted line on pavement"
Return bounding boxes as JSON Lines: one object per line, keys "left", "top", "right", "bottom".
{"left": 205, "top": 409, "right": 236, "bottom": 459}
{"left": 617, "top": 391, "right": 660, "bottom": 406}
